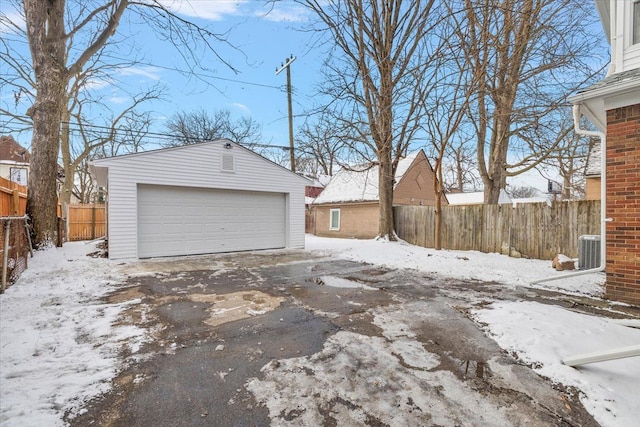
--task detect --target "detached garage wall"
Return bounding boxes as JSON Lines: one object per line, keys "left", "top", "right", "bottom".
{"left": 92, "top": 141, "right": 308, "bottom": 259}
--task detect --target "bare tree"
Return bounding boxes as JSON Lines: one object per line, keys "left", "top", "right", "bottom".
{"left": 450, "top": 0, "right": 605, "bottom": 204}
{"left": 441, "top": 141, "right": 480, "bottom": 192}
{"left": 10, "top": 0, "right": 233, "bottom": 247}
{"left": 2, "top": 4, "right": 162, "bottom": 210}
{"left": 421, "top": 23, "right": 473, "bottom": 250}
{"left": 543, "top": 123, "right": 590, "bottom": 200}
{"left": 508, "top": 185, "right": 539, "bottom": 198}
{"left": 163, "top": 109, "right": 262, "bottom": 147}
{"left": 296, "top": 111, "right": 350, "bottom": 176}
{"left": 299, "top": 0, "right": 437, "bottom": 239}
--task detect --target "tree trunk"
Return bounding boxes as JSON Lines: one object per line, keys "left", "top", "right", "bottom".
{"left": 433, "top": 159, "right": 444, "bottom": 250}
{"left": 377, "top": 149, "right": 395, "bottom": 240}
{"left": 60, "top": 109, "right": 74, "bottom": 208}
{"left": 24, "top": 0, "right": 66, "bottom": 248}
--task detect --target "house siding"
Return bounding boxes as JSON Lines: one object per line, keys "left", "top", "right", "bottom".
{"left": 585, "top": 177, "right": 601, "bottom": 200}
{"left": 93, "top": 142, "right": 307, "bottom": 259}
{"left": 605, "top": 103, "right": 640, "bottom": 306}
{"left": 393, "top": 151, "right": 441, "bottom": 206}
{"left": 314, "top": 203, "right": 379, "bottom": 239}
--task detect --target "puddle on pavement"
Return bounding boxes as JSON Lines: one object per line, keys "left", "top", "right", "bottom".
{"left": 192, "top": 291, "right": 284, "bottom": 327}
{"left": 462, "top": 360, "right": 488, "bottom": 380}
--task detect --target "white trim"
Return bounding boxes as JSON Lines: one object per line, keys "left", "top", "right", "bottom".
{"left": 329, "top": 208, "right": 340, "bottom": 231}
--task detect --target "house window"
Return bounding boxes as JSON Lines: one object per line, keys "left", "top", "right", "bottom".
{"left": 634, "top": 0, "right": 640, "bottom": 45}
{"left": 329, "top": 208, "right": 340, "bottom": 230}
{"left": 10, "top": 168, "right": 27, "bottom": 185}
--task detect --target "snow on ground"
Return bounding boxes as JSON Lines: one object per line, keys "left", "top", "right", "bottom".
{"left": 0, "top": 236, "right": 634, "bottom": 426}
{"left": 0, "top": 242, "right": 146, "bottom": 427}
{"left": 473, "top": 301, "right": 640, "bottom": 427}
{"left": 248, "top": 302, "right": 516, "bottom": 426}
{"left": 305, "top": 235, "right": 639, "bottom": 426}
{"left": 305, "top": 234, "right": 605, "bottom": 297}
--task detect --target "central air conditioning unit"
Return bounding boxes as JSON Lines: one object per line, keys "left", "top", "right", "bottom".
{"left": 578, "top": 235, "right": 601, "bottom": 269}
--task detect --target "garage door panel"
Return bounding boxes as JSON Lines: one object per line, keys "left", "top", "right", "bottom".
{"left": 137, "top": 185, "right": 285, "bottom": 258}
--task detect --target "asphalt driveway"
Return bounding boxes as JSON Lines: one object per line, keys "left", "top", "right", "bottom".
{"left": 69, "top": 249, "right": 602, "bottom": 426}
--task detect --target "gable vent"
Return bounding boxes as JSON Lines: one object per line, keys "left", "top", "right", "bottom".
{"left": 221, "top": 153, "right": 235, "bottom": 172}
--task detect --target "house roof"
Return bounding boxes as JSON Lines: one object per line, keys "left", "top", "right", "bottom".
{"left": 313, "top": 151, "right": 421, "bottom": 204}
{"left": 585, "top": 138, "right": 602, "bottom": 177}
{"left": 0, "top": 135, "right": 30, "bottom": 163}
{"left": 511, "top": 196, "right": 551, "bottom": 206}
{"left": 91, "top": 139, "right": 310, "bottom": 185}
{"left": 303, "top": 173, "right": 332, "bottom": 188}
{"left": 570, "top": 67, "right": 640, "bottom": 131}
{"left": 446, "top": 190, "right": 512, "bottom": 206}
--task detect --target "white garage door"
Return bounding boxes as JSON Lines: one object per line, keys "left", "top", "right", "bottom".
{"left": 137, "top": 184, "right": 286, "bottom": 258}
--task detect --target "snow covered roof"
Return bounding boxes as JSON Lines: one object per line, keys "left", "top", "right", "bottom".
{"left": 585, "top": 138, "right": 602, "bottom": 177}
{"left": 511, "top": 197, "right": 551, "bottom": 207}
{"left": 313, "top": 152, "right": 420, "bottom": 204}
{"left": 446, "top": 190, "right": 512, "bottom": 206}
{"left": 303, "top": 174, "right": 332, "bottom": 188}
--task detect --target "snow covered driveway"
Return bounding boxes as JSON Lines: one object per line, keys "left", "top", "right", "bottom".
{"left": 2, "top": 237, "right": 639, "bottom": 426}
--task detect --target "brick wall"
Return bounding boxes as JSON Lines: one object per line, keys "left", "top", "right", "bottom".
{"left": 605, "top": 103, "right": 640, "bottom": 306}
{"left": 314, "top": 203, "right": 380, "bottom": 239}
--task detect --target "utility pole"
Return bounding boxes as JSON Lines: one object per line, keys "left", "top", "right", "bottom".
{"left": 275, "top": 55, "right": 296, "bottom": 172}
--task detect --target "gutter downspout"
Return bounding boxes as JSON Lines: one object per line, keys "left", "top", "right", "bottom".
{"left": 530, "top": 105, "right": 609, "bottom": 285}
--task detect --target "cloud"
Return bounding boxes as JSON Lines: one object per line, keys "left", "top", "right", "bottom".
{"left": 108, "top": 96, "right": 130, "bottom": 104}
{"left": 231, "top": 102, "right": 250, "bottom": 113}
{"left": 157, "top": 0, "right": 246, "bottom": 21}
{"left": 257, "top": 4, "right": 309, "bottom": 22}
{"left": 0, "top": 9, "right": 26, "bottom": 34}
{"left": 118, "top": 66, "right": 163, "bottom": 81}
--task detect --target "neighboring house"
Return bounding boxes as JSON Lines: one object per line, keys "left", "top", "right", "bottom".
{"left": 584, "top": 138, "right": 602, "bottom": 200}
{"left": 0, "top": 135, "right": 30, "bottom": 186}
{"left": 445, "top": 190, "right": 512, "bottom": 206}
{"left": 304, "top": 173, "right": 331, "bottom": 200}
{"left": 311, "top": 150, "right": 443, "bottom": 239}
{"left": 91, "top": 140, "right": 309, "bottom": 260}
{"left": 304, "top": 173, "right": 331, "bottom": 233}
{"left": 570, "top": 0, "right": 640, "bottom": 306}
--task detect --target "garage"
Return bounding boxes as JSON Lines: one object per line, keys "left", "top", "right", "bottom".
{"left": 137, "top": 184, "right": 286, "bottom": 258}
{"left": 90, "top": 140, "right": 308, "bottom": 259}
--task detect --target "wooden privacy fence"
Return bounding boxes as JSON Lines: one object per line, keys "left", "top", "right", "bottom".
{"left": 67, "top": 204, "right": 106, "bottom": 241}
{"left": 0, "top": 176, "right": 27, "bottom": 216}
{"left": 395, "top": 200, "right": 601, "bottom": 260}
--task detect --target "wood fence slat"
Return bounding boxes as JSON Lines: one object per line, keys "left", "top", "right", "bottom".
{"left": 67, "top": 204, "right": 106, "bottom": 241}
{"left": 395, "top": 200, "right": 601, "bottom": 260}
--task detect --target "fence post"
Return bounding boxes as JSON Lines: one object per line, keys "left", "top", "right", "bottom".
{"left": 91, "top": 206, "right": 96, "bottom": 240}
{"left": 2, "top": 220, "right": 10, "bottom": 294}
{"left": 11, "top": 189, "right": 19, "bottom": 215}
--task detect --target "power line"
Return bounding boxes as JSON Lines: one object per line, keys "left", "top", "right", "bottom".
{"left": 1, "top": 36, "right": 283, "bottom": 91}
{"left": 0, "top": 115, "right": 291, "bottom": 151}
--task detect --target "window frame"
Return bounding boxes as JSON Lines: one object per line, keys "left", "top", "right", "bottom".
{"left": 633, "top": 0, "right": 640, "bottom": 45}
{"left": 329, "top": 208, "right": 340, "bottom": 231}
{"left": 10, "top": 167, "right": 28, "bottom": 185}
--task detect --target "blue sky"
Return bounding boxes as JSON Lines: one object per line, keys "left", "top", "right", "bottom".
{"left": 106, "top": 1, "right": 325, "bottom": 147}
{"left": 0, "top": 0, "right": 610, "bottom": 193}
{"left": 0, "top": 1, "right": 325, "bottom": 149}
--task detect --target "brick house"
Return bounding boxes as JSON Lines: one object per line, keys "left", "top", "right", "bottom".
{"left": 311, "top": 150, "right": 444, "bottom": 239}
{"left": 570, "top": 0, "right": 640, "bottom": 306}
{"left": 0, "top": 135, "right": 30, "bottom": 186}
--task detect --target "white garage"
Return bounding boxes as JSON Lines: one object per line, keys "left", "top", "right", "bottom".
{"left": 91, "top": 140, "right": 308, "bottom": 259}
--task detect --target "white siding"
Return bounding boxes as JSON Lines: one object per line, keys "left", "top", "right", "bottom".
{"left": 93, "top": 142, "right": 308, "bottom": 259}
